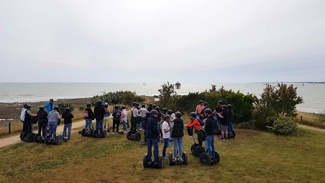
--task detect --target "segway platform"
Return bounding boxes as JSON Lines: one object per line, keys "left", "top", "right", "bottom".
{"left": 126, "top": 131, "right": 141, "bottom": 141}
{"left": 199, "top": 150, "right": 220, "bottom": 165}
{"left": 143, "top": 154, "right": 164, "bottom": 169}
{"left": 44, "top": 135, "right": 63, "bottom": 145}
{"left": 168, "top": 152, "right": 188, "bottom": 166}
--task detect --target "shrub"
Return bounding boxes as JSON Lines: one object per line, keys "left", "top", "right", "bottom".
{"left": 267, "top": 117, "right": 298, "bottom": 136}
{"left": 90, "top": 91, "right": 145, "bottom": 106}
{"left": 57, "top": 103, "right": 75, "bottom": 114}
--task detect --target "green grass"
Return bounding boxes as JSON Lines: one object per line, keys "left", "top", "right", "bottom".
{"left": 294, "top": 112, "right": 325, "bottom": 129}
{"left": 0, "top": 126, "right": 324, "bottom": 183}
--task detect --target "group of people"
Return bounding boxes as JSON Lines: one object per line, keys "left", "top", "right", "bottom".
{"left": 20, "top": 99, "right": 74, "bottom": 142}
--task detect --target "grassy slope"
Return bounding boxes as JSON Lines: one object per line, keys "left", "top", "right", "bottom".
{"left": 0, "top": 127, "right": 324, "bottom": 183}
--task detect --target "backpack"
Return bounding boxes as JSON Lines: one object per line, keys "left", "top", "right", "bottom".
{"left": 198, "top": 118, "right": 204, "bottom": 126}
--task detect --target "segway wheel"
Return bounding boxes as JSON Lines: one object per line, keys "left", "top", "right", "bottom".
{"left": 134, "top": 133, "right": 141, "bottom": 141}
{"left": 27, "top": 133, "right": 36, "bottom": 142}
{"left": 191, "top": 143, "right": 199, "bottom": 154}
{"left": 158, "top": 156, "right": 164, "bottom": 169}
{"left": 143, "top": 154, "right": 148, "bottom": 168}
{"left": 200, "top": 153, "right": 212, "bottom": 165}
{"left": 228, "top": 130, "right": 236, "bottom": 138}
{"left": 214, "top": 151, "right": 220, "bottom": 164}
{"left": 216, "top": 129, "right": 221, "bottom": 136}
{"left": 55, "top": 135, "right": 63, "bottom": 145}
{"left": 102, "top": 130, "right": 107, "bottom": 138}
{"left": 81, "top": 128, "right": 86, "bottom": 136}
{"left": 168, "top": 153, "right": 173, "bottom": 166}
{"left": 126, "top": 131, "right": 132, "bottom": 140}
{"left": 194, "top": 146, "right": 205, "bottom": 157}
{"left": 20, "top": 132, "right": 25, "bottom": 141}
{"left": 182, "top": 152, "right": 188, "bottom": 165}
{"left": 45, "top": 136, "right": 50, "bottom": 144}
{"left": 92, "top": 129, "right": 98, "bottom": 137}
{"left": 34, "top": 134, "right": 42, "bottom": 142}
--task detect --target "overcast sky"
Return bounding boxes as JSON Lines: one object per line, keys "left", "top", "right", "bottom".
{"left": 0, "top": 0, "right": 324, "bottom": 83}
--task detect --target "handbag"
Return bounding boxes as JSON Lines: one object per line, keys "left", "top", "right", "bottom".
{"left": 84, "top": 111, "right": 89, "bottom": 118}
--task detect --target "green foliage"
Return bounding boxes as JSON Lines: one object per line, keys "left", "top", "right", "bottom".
{"left": 267, "top": 117, "right": 298, "bottom": 136}
{"left": 259, "top": 83, "right": 303, "bottom": 117}
{"left": 253, "top": 106, "right": 276, "bottom": 129}
{"left": 90, "top": 91, "right": 145, "bottom": 106}
{"left": 157, "top": 82, "right": 178, "bottom": 109}
{"left": 57, "top": 103, "right": 74, "bottom": 114}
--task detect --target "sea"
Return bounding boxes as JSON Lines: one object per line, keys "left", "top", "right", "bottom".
{"left": 0, "top": 82, "right": 324, "bottom": 114}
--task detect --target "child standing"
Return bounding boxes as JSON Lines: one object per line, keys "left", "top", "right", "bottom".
{"left": 162, "top": 115, "right": 171, "bottom": 157}
{"left": 62, "top": 107, "right": 74, "bottom": 141}
{"left": 171, "top": 111, "right": 184, "bottom": 161}
{"left": 112, "top": 105, "right": 121, "bottom": 134}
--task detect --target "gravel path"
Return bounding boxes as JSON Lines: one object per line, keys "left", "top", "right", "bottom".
{"left": 0, "top": 120, "right": 86, "bottom": 149}
{"left": 297, "top": 124, "right": 325, "bottom": 132}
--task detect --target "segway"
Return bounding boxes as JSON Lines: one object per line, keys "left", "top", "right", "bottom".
{"left": 228, "top": 129, "right": 236, "bottom": 138}
{"left": 79, "top": 128, "right": 95, "bottom": 137}
{"left": 20, "top": 131, "right": 36, "bottom": 142}
{"left": 186, "top": 127, "right": 205, "bottom": 157}
{"left": 199, "top": 150, "right": 220, "bottom": 165}
{"left": 92, "top": 129, "right": 107, "bottom": 138}
{"left": 168, "top": 152, "right": 188, "bottom": 166}
{"left": 126, "top": 130, "right": 141, "bottom": 141}
{"left": 34, "top": 133, "right": 45, "bottom": 143}
{"left": 44, "top": 134, "right": 63, "bottom": 145}
{"left": 143, "top": 154, "right": 164, "bottom": 169}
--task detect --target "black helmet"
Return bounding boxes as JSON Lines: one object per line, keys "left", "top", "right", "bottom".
{"left": 150, "top": 110, "right": 158, "bottom": 115}
{"left": 114, "top": 105, "right": 119, "bottom": 110}
{"left": 227, "top": 104, "right": 232, "bottom": 109}
{"left": 190, "top": 112, "right": 196, "bottom": 118}
{"left": 175, "top": 111, "right": 182, "bottom": 118}
{"left": 23, "top": 104, "right": 28, "bottom": 108}
{"left": 132, "top": 102, "right": 138, "bottom": 106}
{"left": 163, "top": 115, "right": 170, "bottom": 120}
{"left": 54, "top": 106, "right": 59, "bottom": 111}
{"left": 121, "top": 106, "right": 126, "bottom": 109}
{"left": 204, "top": 108, "right": 212, "bottom": 114}
{"left": 162, "top": 108, "right": 167, "bottom": 113}
{"left": 86, "top": 103, "right": 91, "bottom": 107}
{"left": 198, "top": 100, "right": 204, "bottom": 104}
{"left": 152, "top": 104, "right": 157, "bottom": 108}
{"left": 97, "top": 100, "right": 102, "bottom": 105}
{"left": 222, "top": 105, "right": 227, "bottom": 109}
{"left": 203, "top": 102, "right": 208, "bottom": 106}
{"left": 148, "top": 103, "right": 152, "bottom": 107}
{"left": 65, "top": 107, "right": 70, "bottom": 112}
{"left": 218, "top": 100, "right": 223, "bottom": 104}
{"left": 155, "top": 106, "right": 160, "bottom": 111}
{"left": 167, "top": 110, "right": 173, "bottom": 115}
{"left": 26, "top": 104, "right": 31, "bottom": 109}
{"left": 146, "top": 112, "right": 151, "bottom": 117}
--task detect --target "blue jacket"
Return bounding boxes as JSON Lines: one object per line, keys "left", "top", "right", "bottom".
{"left": 146, "top": 117, "right": 159, "bottom": 139}
{"left": 44, "top": 102, "right": 54, "bottom": 113}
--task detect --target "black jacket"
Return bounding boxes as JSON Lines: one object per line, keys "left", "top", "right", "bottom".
{"left": 171, "top": 118, "right": 184, "bottom": 138}
{"left": 146, "top": 117, "right": 159, "bottom": 139}
{"left": 94, "top": 105, "right": 105, "bottom": 120}
{"left": 205, "top": 116, "right": 216, "bottom": 135}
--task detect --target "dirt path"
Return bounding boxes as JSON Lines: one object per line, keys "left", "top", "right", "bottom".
{"left": 297, "top": 124, "right": 325, "bottom": 132}
{"left": 0, "top": 120, "right": 86, "bottom": 149}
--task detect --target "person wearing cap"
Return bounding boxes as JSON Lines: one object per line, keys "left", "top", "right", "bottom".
{"left": 213, "top": 100, "right": 224, "bottom": 115}
{"left": 20, "top": 104, "right": 28, "bottom": 123}
{"left": 204, "top": 108, "right": 217, "bottom": 159}
{"left": 44, "top": 99, "right": 55, "bottom": 113}
{"left": 94, "top": 101, "right": 106, "bottom": 134}
{"left": 146, "top": 110, "right": 160, "bottom": 164}
{"left": 138, "top": 104, "right": 148, "bottom": 131}
{"left": 162, "top": 115, "right": 171, "bottom": 157}
{"left": 37, "top": 105, "right": 48, "bottom": 138}
{"left": 112, "top": 105, "right": 121, "bottom": 134}
{"left": 23, "top": 105, "right": 37, "bottom": 134}
{"left": 62, "top": 107, "right": 74, "bottom": 141}
{"left": 47, "top": 106, "right": 60, "bottom": 141}
{"left": 171, "top": 112, "right": 184, "bottom": 161}
{"left": 130, "top": 102, "right": 139, "bottom": 133}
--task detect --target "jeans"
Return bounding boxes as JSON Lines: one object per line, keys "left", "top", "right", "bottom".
{"left": 162, "top": 138, "right": 170, "bottom": 157}
{"left": 206, "top": 135, "right": 215, "bottom": 158}
{"left": 48, "top": 121, "right": 58, "bottom": 139}
{"left": 173, "top": 137, "right": 183, "bottom": 158}
{"left": 62, "top": 123, "right": 72, "bottom": 140}
{"left": 228, "top": 121, "right": 233, "bottom": 131}
{"left": 38, "top": 121, "right": 47, "bottom": 137}
{"left": 122, "top": 120, "right": 127, "bottom": 131}
{"left": 85, "top": 119, "right": 92, "bottom": 129}
{"left": 147, "top": 138, "right": 159, "bottom": 162}
{"left": 96, "top": 119, "right": 103, "bottom": 132}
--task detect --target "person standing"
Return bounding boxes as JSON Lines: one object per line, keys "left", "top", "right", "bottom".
{"left": 112, "top": 105, "right": 121, "bottom": 134}
{"left": 94, "top": 101, "right": 106, "bottom": 133}
{"left": 162, "top": 115, "right": 171, "bottom": 157}
{"left": 84, "top": 104, "right": 94, "bottom": 132}
{"left": 146, "top": 110, "right": 160, "bottom": 164}
{"left": 130, "top": 102, "right": 139, "bottom": 133}
{"left": 44, "top": 99, "right": 54, "bottom": 113}
{"left": 186, "top": 112, "right": 203, "bottom": 146}
{"left": 62, "top": 107, "right": 74, "bottom": 141}
{"left": 195, "top": 100, "right": 205, "bottom": 117}
{"left": 171, "top": 112, "right": 184, "bottom": 161}
{"left": 204, "top": 108, "right": 217, "bottom": 159}
{"left": 217, "top": 105, "right": 229, "bottom": 140}
{"left": 47, "top": 106, "right": 60, "bottom": 141}
{"left": 23, "top": 105, "right": 37, "bottom": 134}
{"left": 139, "top": 104, "right": 148, "bottom": 130}
{"left": 120, "top": 106, "right": 128, "bottom": 133}
{"left": 37, "top": 105, "right": 48, "bottom": 138}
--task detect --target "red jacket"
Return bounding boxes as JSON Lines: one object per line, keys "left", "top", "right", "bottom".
{"left": 186, "top": 118, "right": 202, "bottom": 131}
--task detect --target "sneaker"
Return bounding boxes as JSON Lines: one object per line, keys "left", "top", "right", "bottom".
{"left": 179, "top": 157, "right": 183, "bottom": 162}
{"left": 219, "top": 138, "right": 224, "bottom": 140}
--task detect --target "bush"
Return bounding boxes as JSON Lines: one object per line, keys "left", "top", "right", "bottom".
{"left": 267, "top": 117, "right": 298, "bottom": 136}
{"left": 57, "top": 103, "right": 75, "bottom": 114}
{"left": 90, "top": 91, "right": 145, "bottom": 106}
{"left": 253, "top": 107, "right": 276, "bottom": 129}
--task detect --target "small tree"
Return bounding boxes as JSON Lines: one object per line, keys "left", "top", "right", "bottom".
{"left": 158, "top": 82, "right": 178, "bottom": 109}
{"left": 259, "top": 83, "right": 303, "bottom": 117}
